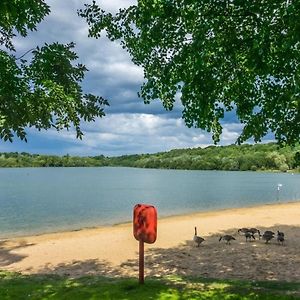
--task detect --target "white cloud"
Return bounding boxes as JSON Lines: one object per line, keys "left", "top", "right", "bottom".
{"left": 89, "top": 60, "right": 144, "bottom": 85}
{"left": 1, "top": 0, "right": 273, "bottom": 156}
{"left": 16, "top": 113, "right": 243, "bottom": 156}
{"left": 222, "top": 125, "right": 243, "bottom": 142}
{"left": 96, "top": 0, "right": 137, "bottom": 12}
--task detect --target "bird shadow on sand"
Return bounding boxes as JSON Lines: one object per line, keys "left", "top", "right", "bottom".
{"left": 0, "top": 240, "right": 35, "bottom": 267}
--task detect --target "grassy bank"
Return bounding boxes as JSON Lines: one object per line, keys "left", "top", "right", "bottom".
{"left": 0, "top": 272, "right": 299, "bottom": 299}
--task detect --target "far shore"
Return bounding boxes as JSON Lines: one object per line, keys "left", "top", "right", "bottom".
{"left": 1, "top": 201, "right": 299, "bottom": 281}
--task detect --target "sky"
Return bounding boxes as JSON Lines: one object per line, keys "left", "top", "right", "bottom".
{"left": 0, "top": 0, "right": 271, "bottom": 157}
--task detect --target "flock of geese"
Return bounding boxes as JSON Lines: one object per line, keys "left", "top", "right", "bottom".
{"left": 193, "top": 227, "right": 285, "bottom": 247}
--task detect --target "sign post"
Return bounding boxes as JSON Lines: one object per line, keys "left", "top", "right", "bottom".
{"left": 133, "top": 204, "right": 157, "bottom": 284}
{"left": 139, "top": 240, "right": 144, "bottom": 284}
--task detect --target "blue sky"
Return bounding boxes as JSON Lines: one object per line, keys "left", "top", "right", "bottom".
{"left": 0, "top": 0, "right": 269, "bottom": 156}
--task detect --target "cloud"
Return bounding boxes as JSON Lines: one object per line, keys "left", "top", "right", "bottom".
{"left": 1, "top": 0, "right": 274, "bottom": 156}
{"left": 95, "top": 0, "right": 137, "bottom": 13}
{"left": 0, "top": 113, "right": 243, "bottom": 156}
{"left": 11, "top": 0, "right": 183, "bottom": 119}
{"left": 88, "top": 59, "right": 144, "bottom": 86}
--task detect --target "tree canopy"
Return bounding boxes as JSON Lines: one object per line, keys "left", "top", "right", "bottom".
{"left": 80, "top": 0, "right": 300, "bottom": 145}
{"left": 0, "top": 0, "right": 108, "bottom": 142}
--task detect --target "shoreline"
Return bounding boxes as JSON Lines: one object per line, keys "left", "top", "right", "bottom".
{"left": 1, "top": 165, "right": 300, "bottom": 174}
{"left": 1, "top": 199, "right": 299, "bottom": 240}
{"left": 0, "top": 199, "right": 300, "bottom": 241}
{"left": 1, "top": 201, "right": 300, "bottom": 281}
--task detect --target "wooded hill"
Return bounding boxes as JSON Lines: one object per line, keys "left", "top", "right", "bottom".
{"left": 1, "top": 143, "right": 300, "bottom": 172}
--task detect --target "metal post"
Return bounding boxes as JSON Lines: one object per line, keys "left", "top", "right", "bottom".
{"left": 139, "top": 240, "right": 144, "bottom": 284}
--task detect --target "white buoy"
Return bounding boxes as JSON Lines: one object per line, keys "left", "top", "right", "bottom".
{"left": 277, "top": 183, "right": 283, "bottom": 200}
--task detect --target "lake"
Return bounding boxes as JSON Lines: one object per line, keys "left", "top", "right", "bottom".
{"left": 0, "top": 167, "right": 299, "bottom": 238}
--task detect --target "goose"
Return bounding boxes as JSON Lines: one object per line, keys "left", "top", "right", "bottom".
{"left": 262, "top": 231, "right": 275, "bottom": 244}
{"left": 277, "top": 231, "right": 285, "bottom": 245}
{"left": 219, "top": 235, "right": 236, "bottom": 244}
{"left": 245, "top": 231, "right": 255, "bottom": 242}
{"left": 193, "top": 227, "right": 205, "bottom": 247}
{"left": 249, "top": 228, "right": 261, "bottom": 239}
{"left": 277, "top": 234, "right": 284, "bottom": 245}
{"left": 238, "top": 228, "right": 255, "bottom": 242}
{"left": 277, "top": 230, "right": 284, "bottom": 237}
{"left": 238, "top": 228, "right": 250, "bottom": 235}
{"left": 264, "top": 230, "right": 275, "bottom": 236}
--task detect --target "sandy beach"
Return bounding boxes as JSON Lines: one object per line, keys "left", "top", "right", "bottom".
{"left": 0, "top": 201, "right": 299, "bottom": 281}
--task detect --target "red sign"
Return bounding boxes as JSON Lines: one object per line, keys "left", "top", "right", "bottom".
{"left": 133, "top": 204, "right": 157, "bottom": 244}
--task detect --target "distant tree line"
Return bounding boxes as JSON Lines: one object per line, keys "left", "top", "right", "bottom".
{"left": 1, "top": 143, "right": 300, "bottom": 172}
{"left": 107, "top": 143, "right": 300, "bottom": 172}
{"left": 0, "top": 152, "right": 106, "bottom": 168}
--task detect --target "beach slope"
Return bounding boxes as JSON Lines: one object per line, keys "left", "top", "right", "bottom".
{"left": 1, "top": 201, "right": 299, "bottom": 281}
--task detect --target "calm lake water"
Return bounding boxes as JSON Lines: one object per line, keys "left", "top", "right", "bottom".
{"left": 0, "top": 167, "right": 299, "bottom": 238}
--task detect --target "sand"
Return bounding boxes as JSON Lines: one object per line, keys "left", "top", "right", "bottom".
{"left": 0, "top": 201, "right": 299, "bottom": 281}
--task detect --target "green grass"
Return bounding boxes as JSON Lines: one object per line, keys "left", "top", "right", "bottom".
{"left": 0, "top": 271, "right": 299, "bottom": 300}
